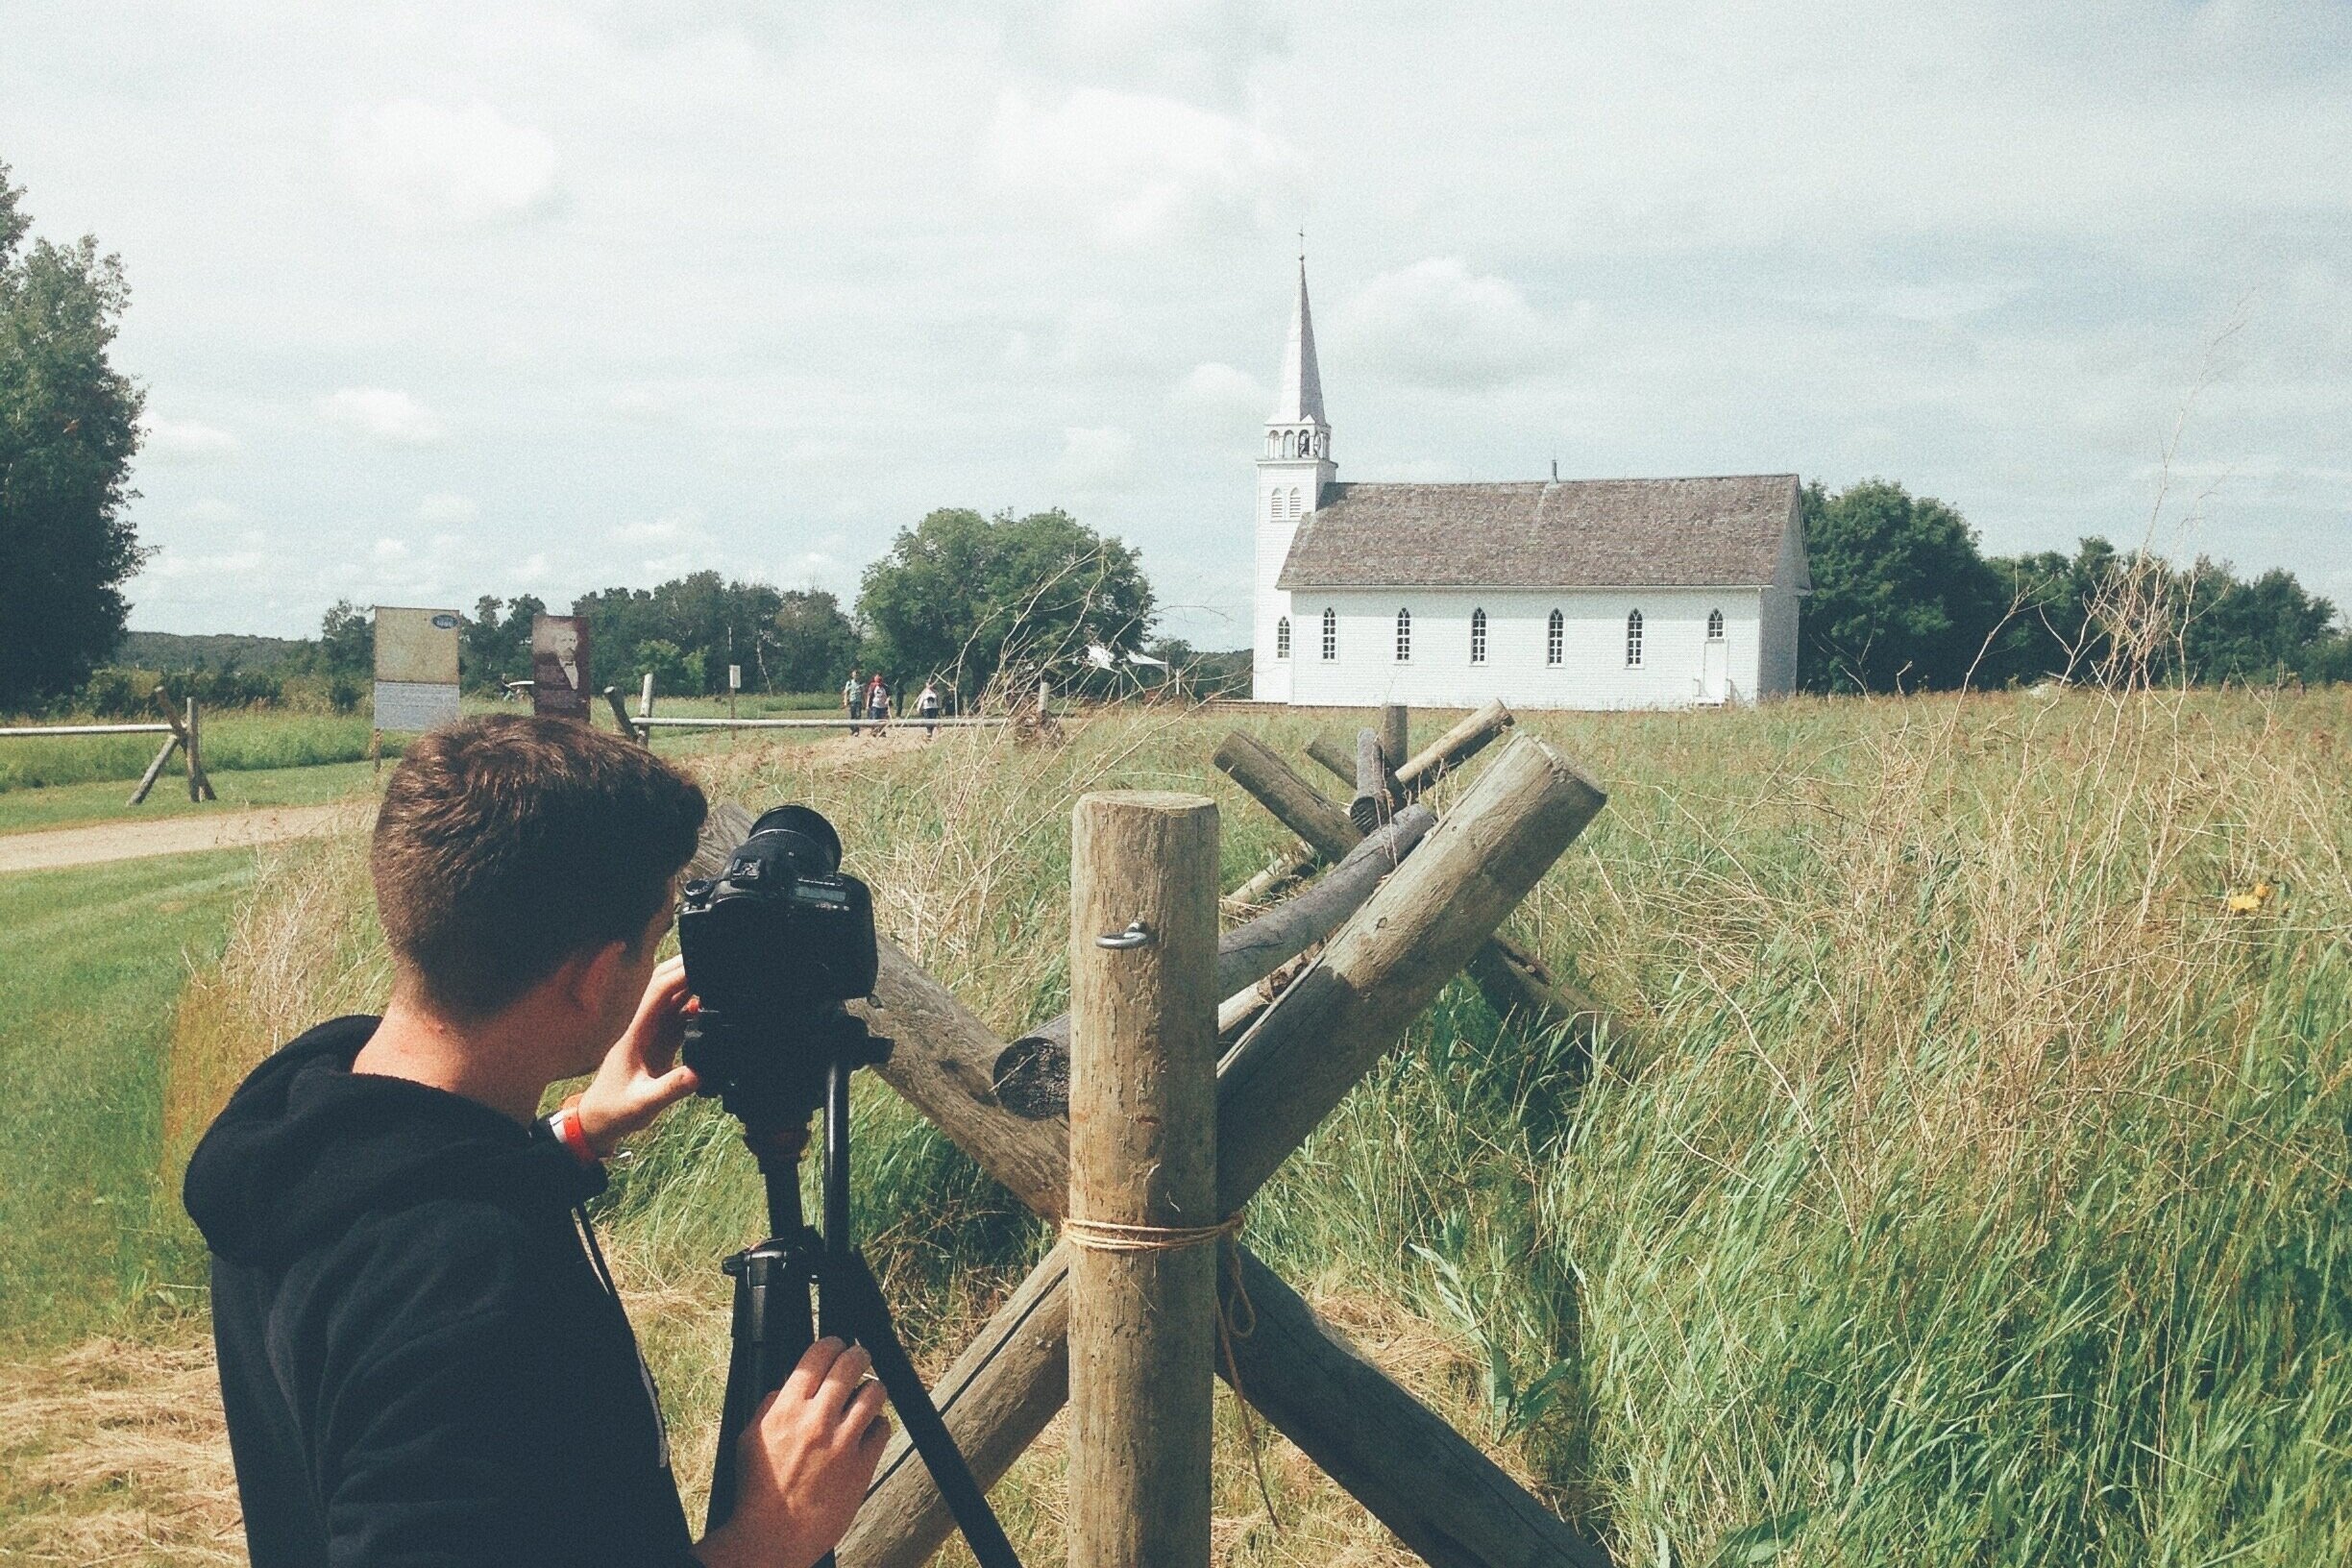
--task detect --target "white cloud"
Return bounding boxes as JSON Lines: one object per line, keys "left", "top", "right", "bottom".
{"left": 184, "top": 498, "right": 243, "bottom": 524}
{"left": 142, "top": 416, "right": 239, "bottom": 462}
{"left": 338, "top": 99, "right": 560, "bottom": 230}
{"left": 320, "top": 387, "right": 446, "bottom": 446}
{"left": 416, "top": 492, "right": 480, "bottom": 526}
{"left": 1335, "top": 258, "right": 1587, "bottom": 390}
{"left": 986, "top": 87, "right": 1300, "bottom": 245}
{"left": 148, "top": 547, "right": 267, "bottom": 581}
{"left": 1169, "top": 361, "right": 1269, "bottom": 421}
{"left": 610, "top": 510, "right": 716, "bottom": 576}
{"left": 1054, "top": 426, "right": 1138, "bottom": 492}
{"left": 373, "top": 537, "right": 410, "bottom": 561}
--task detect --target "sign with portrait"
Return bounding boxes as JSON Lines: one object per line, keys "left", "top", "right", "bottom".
{"left": 530, "top": 614, "right": 592, "bottom": 719}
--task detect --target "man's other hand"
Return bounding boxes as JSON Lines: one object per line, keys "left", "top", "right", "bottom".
{"left": 694, "top": 1336, "right": 892, "bottom": 1568}
{"left": 576, "top": 956, "right": 699, "bottom": 1155}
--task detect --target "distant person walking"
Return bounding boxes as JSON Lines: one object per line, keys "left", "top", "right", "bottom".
{"left": 917, "top": 679, "right": 942, "bottom": 739}
{"left": 844, "top": 669, "right": 862, "bottom": 736}
{"left": 865, "top": 674, "right": 889, "bottom": 734}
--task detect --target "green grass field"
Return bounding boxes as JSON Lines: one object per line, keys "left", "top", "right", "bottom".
{"left": 0, "top": 850, "right": 257, "bottom": 1352}
{"left": 0, "top": 710, "right": 398, "bottom": 793}
{"left": 0, "top": 759, "right": 383, "bottom": 837}
{"left": 8, "top": 689, "right": 2350, "bottom": 1564}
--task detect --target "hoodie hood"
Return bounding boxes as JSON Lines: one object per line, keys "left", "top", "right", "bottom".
{"left": 184, "top": 1016, "right": 603, "bottom": 1267}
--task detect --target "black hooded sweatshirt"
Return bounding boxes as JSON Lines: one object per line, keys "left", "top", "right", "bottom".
{"left": 184, "top": 1016, "right": 700, "bottom": 1567}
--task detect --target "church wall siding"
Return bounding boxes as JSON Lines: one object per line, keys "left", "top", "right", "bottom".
{"left": 1286, "top": 588, "right": 1763, "bottom": 711}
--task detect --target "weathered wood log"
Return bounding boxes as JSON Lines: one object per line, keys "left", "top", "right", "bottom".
{"left": 1380, "top": 703, "right": 1409, "bottom": 771}
{"left": 1221, "top": 1247, "right": 1611, "bottom": 1568}
{"left": 1394, "top": 698, "right": 1511, "bottom": 798}
{"left": 127, "top": 731, "right": 182, "bottom": 806}
{"left": 1213, "top": 737, "right": 1605, "bottom": 1205}
{"left": 1306, "top": 731, "right": 1356, "bottom": 787}
{"left": 1467, "top": 935, "right": 1638, "bottom": 1064}
{"left": 603, "top": 685, "right": 644, "bottom": 741}
{"left": 1221, "top": 724, "right": 1635, "bottom": 1052}
{"left": 839, "top": 737, "right": 1610, "bottom": 1568}
{"left": 1213, "top": 731, "right": 1358, "bottom": 861}
{"left": 1222, "top": 844, "right": 1311, "bottom": 912}
{"left": 991, "top": 806, "right": 1437, "bottom": 1122}
{"left": 1351, "top": 727, "right": 1402, "bottom": 834}
{"left": 1068, "top": 793, "right": 1220, "bottom": 1568}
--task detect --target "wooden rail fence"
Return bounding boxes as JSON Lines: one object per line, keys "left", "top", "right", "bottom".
{"left": 681, "top": 699, "right": 1630, "bottom": 1568}
{"left": 0, "top": 688, "right": 216, "bottom": 805}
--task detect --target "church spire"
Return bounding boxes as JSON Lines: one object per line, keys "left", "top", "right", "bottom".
{"left": 1269, "top": 258, "right": 1325, "bottom": 426}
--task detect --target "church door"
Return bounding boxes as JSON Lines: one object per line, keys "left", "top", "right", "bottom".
{"left": 1701, "top": 637, "right": 1728, "bottom": 703}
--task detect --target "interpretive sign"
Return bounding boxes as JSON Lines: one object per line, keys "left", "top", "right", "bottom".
{"left": 373, "top": 606, "right": 463, "bottom": 732}
{"left": 531, "top": 614, "right": 591, "bottom": 719}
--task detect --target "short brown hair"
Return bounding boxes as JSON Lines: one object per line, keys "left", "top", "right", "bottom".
{"left": 371, "top": 715, "right": 707, "bottom": 1016}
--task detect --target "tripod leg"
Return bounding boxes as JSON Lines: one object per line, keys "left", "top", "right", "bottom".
{"left": 828, "top": 1251, "right": 1025, "bottom": 1568}
{"left": 709, "top": 1239, "right": 819, "bottom": 1533}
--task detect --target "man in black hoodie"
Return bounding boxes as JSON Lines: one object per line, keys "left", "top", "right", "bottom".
{"left": 184, "top": 715, "right": 889, "bottom": 1568}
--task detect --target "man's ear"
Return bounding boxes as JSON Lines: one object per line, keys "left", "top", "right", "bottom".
{"left": 561, "top": 939, "right": 634, "bottom": 1020}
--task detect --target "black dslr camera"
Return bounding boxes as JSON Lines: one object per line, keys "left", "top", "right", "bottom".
{"left": 674, "top": 804, "right": 889, "bottom": 1120}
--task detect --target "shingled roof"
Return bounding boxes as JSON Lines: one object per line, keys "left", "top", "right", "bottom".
{"left": 1277, "top": 475, "right": 1805, "bottom": 592}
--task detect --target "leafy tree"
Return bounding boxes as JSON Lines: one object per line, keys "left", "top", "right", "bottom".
{"left": 856, "top": 507, "right": 1154, "bottom": 698}
{"left": 573, "top": 572, "right": 783, "bottom": 695}
{"left": 461, "top": 594, "right": 544, "bottom": 693}
{"left": 0, "top": 159, "right": 148, "bottom": 708}
{"left": 2183, "top": 565, "right": 2340, "bottom": 686}
{"left": 629, "top": 638, "right": 704, "bottom": 697}
{"left": 768, "top": 588, "right": 859, "bottom": 692}
{"left": 315, "top": 599, "right": 373, "bottom": 677}
{"left": 1799, "top": 480, "right": 2004, "bottom": 694}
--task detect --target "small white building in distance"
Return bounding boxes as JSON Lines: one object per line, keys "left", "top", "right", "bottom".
{"left": 1251, "top": 263, "right": 1810, "bottom": 710}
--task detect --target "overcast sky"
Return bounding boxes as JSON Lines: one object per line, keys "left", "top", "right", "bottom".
{"left": 5, "top": 0, "right": 2347, "bottom": 648}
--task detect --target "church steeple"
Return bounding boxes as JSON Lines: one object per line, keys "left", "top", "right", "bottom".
{"left": 1264, "top": 257, "right": 1331, "bottom": 464}
{"left": 1270, "top": 260, "right": 1325, "bottom": 426}
{"left": 1253, "top": 254, "right": 1335, "bottom": 702}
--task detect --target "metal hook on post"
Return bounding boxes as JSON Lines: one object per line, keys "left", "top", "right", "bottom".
{"left": 1095, "top": 919, "right": 1152, "bottom": 951}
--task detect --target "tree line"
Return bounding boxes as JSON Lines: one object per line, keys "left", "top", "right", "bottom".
{"left": 285, "top": 505, "right": 1161, "bottom": 706}
{"left": 1799, "top": 479, "right": 2351, "bottom": 694}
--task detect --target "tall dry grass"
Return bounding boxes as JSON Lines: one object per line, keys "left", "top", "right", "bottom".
{"left": 68, "top": 687, "right": 2352, "bottom": 1564}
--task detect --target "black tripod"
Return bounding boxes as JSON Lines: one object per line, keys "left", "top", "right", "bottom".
{"left": 701, "top": 1019, "right": 1023, "bottom": 1568}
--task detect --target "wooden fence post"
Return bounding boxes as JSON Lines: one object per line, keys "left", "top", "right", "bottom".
{"left": 1068, "top": 792, "right": 1220, "bottom": 1568}
{"left": 838, "top": 739, "right": 1615, "bottom": 1568}
{"left": 602, "top": 686, "right": 644, "bottom": 743}
{"left": 1351, "top": 727, "right": 1401, "bottom": 834}
{"left": 183, "top": 697, "right": 216, "bottom": 801}
{"left": 1379, "top": 703, "right": 1409, "bottom": 773}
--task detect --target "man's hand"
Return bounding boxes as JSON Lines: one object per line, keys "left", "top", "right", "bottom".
{"left": 575, "top": 956, "right": 699, "bottom": 1155}
{"left": 694, "top": 1337, "right": 892, "bottom": 1568}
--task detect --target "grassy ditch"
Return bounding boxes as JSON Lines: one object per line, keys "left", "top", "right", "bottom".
{"left": 0, "top": 849, "right": 258, "bottom": 1353}
{"left": 24, "top": 687, "right": 2352, "bottom": 1565}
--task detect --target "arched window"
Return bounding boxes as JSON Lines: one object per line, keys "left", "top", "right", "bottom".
{"left": 1288, "top": 486, "right": 1302, "bottom": 519}
{"left": 1547, "top": 609, "right": 1563, "bottom": 666}
{"left": 1321, "top": 607, "right": 1336, "bottom": 661}
{"left": 1706, "top": 608, "right": 1725, "bottom": 641}
{"left": 1626, "top": 609, "right": 1644, "bottom": 668}
{"left": 1470, "top": 607, "right": 1487, "bottom": 664}
{"left": 1284, "top": 430, "right": 1296, "bottom": 458}
{"left": 1275, "top": 616, "right": 1290, "bottom": 660}
{"left": 1395, "top": 607, "right": 1412, "bottom": 662}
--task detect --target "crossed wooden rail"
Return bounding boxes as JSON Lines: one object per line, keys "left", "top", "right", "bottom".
{"left": 707, "top": 716, "right": 1616, "bottom": 1568}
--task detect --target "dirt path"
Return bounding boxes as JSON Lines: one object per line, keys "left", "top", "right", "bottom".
{"left": 0, "top": 802, "right": 356, "bottom": 875}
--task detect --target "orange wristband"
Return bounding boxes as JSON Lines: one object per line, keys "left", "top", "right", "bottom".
{"left": 550, "top": 1097, "right": 598, "bottom": 1166}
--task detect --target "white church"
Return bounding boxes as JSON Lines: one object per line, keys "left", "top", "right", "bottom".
{"left": 1250, "top": 264, "right": 1810, "bottom": 710}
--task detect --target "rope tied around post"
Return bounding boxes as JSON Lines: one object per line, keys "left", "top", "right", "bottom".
{"left": 1059, "top": 1211, "right": 1282, "bottom": 1530}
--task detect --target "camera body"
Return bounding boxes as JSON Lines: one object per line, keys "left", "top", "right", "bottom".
{"left": 676, "top": 804, "right": 886, "bottom": 1115}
